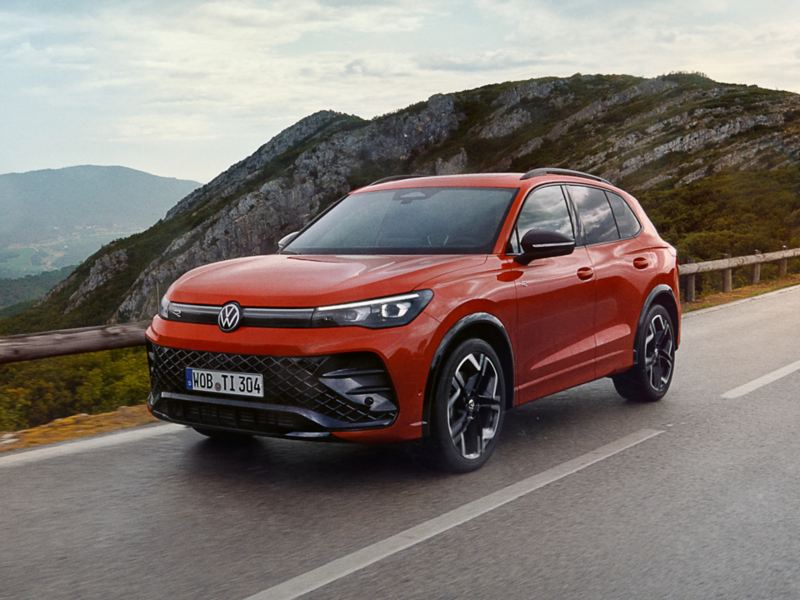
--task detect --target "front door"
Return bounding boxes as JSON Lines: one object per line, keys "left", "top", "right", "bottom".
{"left": 510, "top": 185, "right": 597, "bottom": 404}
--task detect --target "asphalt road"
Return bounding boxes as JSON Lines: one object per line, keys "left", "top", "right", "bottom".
{"left": 2, "top": 286, "right": 800, "bottom": 600}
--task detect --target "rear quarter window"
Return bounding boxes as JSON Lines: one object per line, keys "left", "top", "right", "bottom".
{"left": 606, "top": 192, "right": 641, "bottom": 238}
{"left": 568, "top": 185, "right": 619, "bottom": 245}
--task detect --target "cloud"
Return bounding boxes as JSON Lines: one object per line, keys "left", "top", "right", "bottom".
{"left": 113, "top": 113, "right": 217, "bottom": 142}
{"left": 417, "top": 49, "right": 550, "bottom": 73}
{"left": 0, "top": 1, "right": 442, "bottom": 112}
{"left": 1, "top": 0, "right": 799, "bottom": 181}
{"left": 197, "top": 0, "right": 431, "bottom": 37}
{"left": 342, "top": 58, "right": 412, "bottom": 78}
{"left": 471, "top": 0, "right": 800, "bottom": 90}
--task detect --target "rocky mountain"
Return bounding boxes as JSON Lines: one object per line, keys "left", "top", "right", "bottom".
{"left": 5, "top": 72, "right": 800, "bottom": 333}
{"left": 0, "top": 165, "right": 200, "bottom": 278}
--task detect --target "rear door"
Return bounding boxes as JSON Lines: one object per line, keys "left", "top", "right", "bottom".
{"left": 566, "top": 185, "right": 649, "bottom": 377}
{"left": 511, "top": 185, "right": 597, "bottom": 404}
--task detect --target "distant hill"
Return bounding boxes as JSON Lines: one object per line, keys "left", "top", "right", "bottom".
{"left": 0, "top": 165, "right": 200, "bottom": 277}
{"left": 3, "top": 72, "right": 800, "bottom": 334}
{"left": 0, "top": 266, "right": 75, "bottom": 310}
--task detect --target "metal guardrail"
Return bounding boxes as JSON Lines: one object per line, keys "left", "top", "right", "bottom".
{"left": 0, "top": 247, "right": 797, "bottom": 365}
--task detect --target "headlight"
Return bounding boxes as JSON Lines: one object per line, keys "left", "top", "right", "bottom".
{"left": 158, "top": 295, "right": 170, "bottom": 320}
{"left": 311, "top": 290, "right": 433, "bottom": 329}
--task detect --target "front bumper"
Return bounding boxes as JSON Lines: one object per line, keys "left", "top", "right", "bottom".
{"left": 145, "top": 313, "right": 442, "bottom": 442}
{"left": 147, "top": 343, "right": 397, "bottom": 439}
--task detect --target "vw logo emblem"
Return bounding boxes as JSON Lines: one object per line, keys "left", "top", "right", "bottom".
{"left": 218, "top": 302, "right": 242, "bottom": 332}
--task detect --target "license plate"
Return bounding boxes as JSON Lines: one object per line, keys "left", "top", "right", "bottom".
{"left": 185, "top": 368, "right": 264, "bottom": 398}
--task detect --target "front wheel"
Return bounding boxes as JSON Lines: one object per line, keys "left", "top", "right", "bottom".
{"left": 613, "top": 304, "right": 676, "bottom": 402}
{"left": 427, "top": 339, "right": 506, "bottom": 473}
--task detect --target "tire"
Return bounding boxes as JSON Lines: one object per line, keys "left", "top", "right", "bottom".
{"left": 426, "top": 338, "right": 507, "bottom": 473}
{"left": 192, "top": 427, "right": 253, "bottom": 442}
{"left": 613, "top": 304, "right": 676, "bottom": 402}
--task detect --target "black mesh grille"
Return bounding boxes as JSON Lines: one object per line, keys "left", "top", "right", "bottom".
{"left": 148, "top": 343, "right": 396, "bottom": 426}
{"left": 163, "top": 398, "right": 320, "bottom": 434}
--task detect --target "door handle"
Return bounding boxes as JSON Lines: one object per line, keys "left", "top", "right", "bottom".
{"left": 577, "top": 266, "right": 594, "bottom": 281}
{"left": 633, "top": 257, "right": 650, "bottom": 270}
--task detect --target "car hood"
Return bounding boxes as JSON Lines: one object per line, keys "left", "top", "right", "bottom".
{"left": 167, "top": 254, "right": 486, "bottom": 307}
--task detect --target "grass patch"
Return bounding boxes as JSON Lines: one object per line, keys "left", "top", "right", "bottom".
{"left": 0, "top": 404, "right": 157, "bottom": 453}
{"left": 682, "top": 274, "right": 800, "bottom": 312}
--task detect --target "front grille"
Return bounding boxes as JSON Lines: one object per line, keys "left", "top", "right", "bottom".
{"left": 163, "top": 398, "right": 321, "bottom": 434}
{"left": 148, "top": 343, "right": 397, "bottom": 427}
{"left": 166, "top": 302, "right": 314, "bottom": 328}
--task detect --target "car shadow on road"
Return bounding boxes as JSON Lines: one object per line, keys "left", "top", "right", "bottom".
{"left": 175, "top": 379, "right": 668, "bottom": 489}
{"left": 179, "top": 431, "right": 440, "bottom": 487}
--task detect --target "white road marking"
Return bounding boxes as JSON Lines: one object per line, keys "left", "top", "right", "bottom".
{"left": 243, "top": 428, "right": 664, "bottom": 600}
{"left": 0, "top": 423, "right": 184, "bottom": 469}
{"left": 721, "top": 359, "right": 800, "bottom": 399}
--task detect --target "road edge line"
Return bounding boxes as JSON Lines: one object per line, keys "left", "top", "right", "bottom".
{"left": 0, "top": 423, "right": 184, "bottom": 469}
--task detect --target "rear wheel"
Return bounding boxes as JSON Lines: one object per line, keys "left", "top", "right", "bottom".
{"left": 192, "top": 427, "right": 253, "bottom": 442}
{"left": 613, "top": 304, "right": 675, "bottom": 402}
{"left": 427, "top": 339, "right": 506, "bottom": 473}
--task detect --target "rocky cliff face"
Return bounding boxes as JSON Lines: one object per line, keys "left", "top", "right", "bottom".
{"left": 11, "top": 72, "right": 800, "bottom": 331}
{"left": 113, "top": 94, "right": 459, "bottom": 321}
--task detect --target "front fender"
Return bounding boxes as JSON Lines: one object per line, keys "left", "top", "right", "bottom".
{"left": 634, "top": 283, "right": 681, "bottom": 365}
{"left": 422, "top": 310, "right": 515, "bottom": 436}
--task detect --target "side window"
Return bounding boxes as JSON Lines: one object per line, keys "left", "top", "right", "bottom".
{"left": 568, "top": 185, "right": 619, "bottom": 245}
{"left": 606, "top": 192, "right": 641, "bottom": 238}
{"left": 512, "top": 186, "right": 574, "bottom": 252}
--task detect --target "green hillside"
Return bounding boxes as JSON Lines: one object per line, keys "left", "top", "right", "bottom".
{"left": 0, "top": 165, "right": 200, "bottom": 278}
{"left": 0, "top": 266, "right": 75, "bottom": 309}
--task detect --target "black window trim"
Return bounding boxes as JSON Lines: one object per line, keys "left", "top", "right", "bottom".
{"left": 563, "top": 183, "right": 643, "bottom": 247}
{"left": 505, "top": 183, "right": 578, "bottom": 256}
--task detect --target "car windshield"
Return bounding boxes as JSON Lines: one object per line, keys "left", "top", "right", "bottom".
{"left": 283, "top": 186, "right": 517, "bottom": 255}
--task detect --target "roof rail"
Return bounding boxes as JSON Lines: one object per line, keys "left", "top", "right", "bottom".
{"left": 520, "top": 167, "right": 612, "bottom": 185}
{"left": 368, "top": 174, "right": 427, "bottom": 186}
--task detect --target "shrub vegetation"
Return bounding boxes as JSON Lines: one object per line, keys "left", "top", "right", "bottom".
{"left": 0, "top": 348, "right": 148, "bottom": 431}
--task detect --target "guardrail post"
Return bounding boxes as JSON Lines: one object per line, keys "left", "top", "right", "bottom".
{"left": 752, "top": 250, "right": 761, "bottom": 284}
{"left": 779, "top": 245, "right": 788, "bottom": 277}
{"left": 722, "top": 253, "right": 733, "bottom": 292}
{"left": 685, "top": 273, "right": 696, "bottom": 302}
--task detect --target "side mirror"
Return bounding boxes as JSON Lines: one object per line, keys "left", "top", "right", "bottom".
{"left": 277, "top": 231, "right": 299, "bottom": 252}
{"left": 516, "top": 229, "right": 575, "bottom": 264}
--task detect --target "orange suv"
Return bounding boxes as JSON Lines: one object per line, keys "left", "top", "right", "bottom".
{"left": 146, "top": 168, "right": 680, "bottom": 472}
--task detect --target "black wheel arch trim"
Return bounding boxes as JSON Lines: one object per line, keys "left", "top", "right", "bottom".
{"left": 634, "top": 284, "right": 680, "bottom": 364}
{"left": 423, "top": 312, "right": 514, "bottom": 436}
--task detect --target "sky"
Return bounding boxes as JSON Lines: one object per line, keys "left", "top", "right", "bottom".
{"left": 1, "top": 0, "right": 799, "bottom": 183}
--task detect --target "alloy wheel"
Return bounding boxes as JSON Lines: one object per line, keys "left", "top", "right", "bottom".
{"left": 644, "top": 313, "right": 674, "bottom": 392}
{"left": 446, "top": 352, "right": 502, "bottom": 460}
